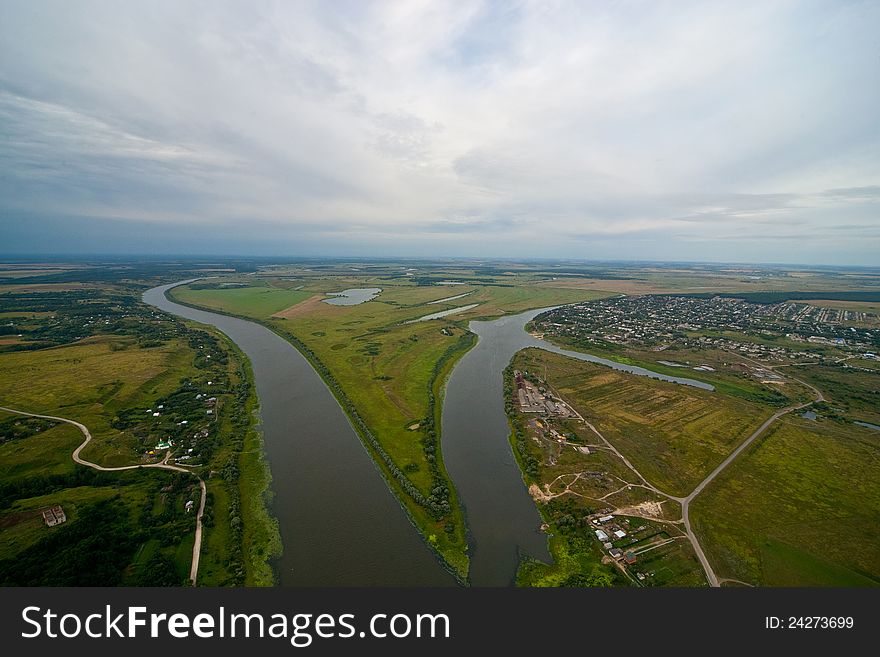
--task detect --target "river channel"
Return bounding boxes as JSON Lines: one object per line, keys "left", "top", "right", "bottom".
{"left": 441, "top": 306, "right": 713, "bottom": 586}
{"left": 143, "top": 282, "right": 455, "bottom": 586}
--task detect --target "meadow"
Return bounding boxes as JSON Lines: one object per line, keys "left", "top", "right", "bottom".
{"left": 690, "top": 416, "right": 880, "bottom": 586}
{"left": 0, "top": 274, "right": 279, "bottom": 586}
{"left": 171, "top": 284, "right": 313, "bottom": 318}
{"left": 513, "top": 348, "right": 775, "bottom": 497}
{"left": 507, "top": 353, "right": 706, "bottom": 587}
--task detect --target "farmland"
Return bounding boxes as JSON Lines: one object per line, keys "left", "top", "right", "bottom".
{"left": 512, "top": 349, "right": 774, "bottom": 497}
{"left": 171, "top": 284, "right": 313, "bottom": 318}
{"left": 0, "top": 265, "right": 279, "bottom": 586}
{"left": 507, "top": 349, "right": 709, "bottom": 587}
{"left": 690, "top": 416, "right": 880, "bottom": 586}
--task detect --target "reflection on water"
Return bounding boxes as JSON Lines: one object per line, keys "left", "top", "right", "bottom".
{"left": 324, "top": 288, "right": 382, "bottom": 305}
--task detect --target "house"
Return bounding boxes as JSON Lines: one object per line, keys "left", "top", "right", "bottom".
{"left": 609, "top": 548, "right": 623, "bottom": 559}
{"left": 624, "top": 552, "right": 637, "bottom": 565}
{"left": 185, "top": 500, "right": 195, "bottom": 513}
{"left": 595, "top": 529, "right": 609, "bottom": 542}
{"left": 41, "top": 505, "right": 66, "bottom": 527}
{"left": 614, "top": 530, "right": 627, "bottom": 539}
{"left": 598, "top": 515, "right": 614, "bottom": 523}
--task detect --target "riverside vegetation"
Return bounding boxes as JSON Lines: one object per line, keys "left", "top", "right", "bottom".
{"left": 0, "top": 260, "right": 279, "bottom": 586}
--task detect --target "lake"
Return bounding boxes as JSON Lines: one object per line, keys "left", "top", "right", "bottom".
{"left": 405, "top": 303, "right": 480, "bottom": 324}
{"left": 324, "top": 288, "right": 381, "bottom": 305}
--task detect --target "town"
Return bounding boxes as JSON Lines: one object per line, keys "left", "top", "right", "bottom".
{"left": 533, "top": 295, "right": 880, "bottom": 364}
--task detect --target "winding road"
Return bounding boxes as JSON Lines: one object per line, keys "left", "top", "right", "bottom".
{"left": 0, "top": 405, "right": 206, "bottom": 585}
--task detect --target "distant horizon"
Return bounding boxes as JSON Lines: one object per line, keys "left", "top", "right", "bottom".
{"left": 1, "top": 252, "right": 878, "bottom": 271}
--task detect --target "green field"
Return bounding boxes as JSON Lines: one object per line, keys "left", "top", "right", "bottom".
{"left": 0, "top": 280, "right": 279, "bottom": 586}
{"left": 506, "top": 352, "right": 706, "bottom": 587}
{"left": 691, "top": 416, "right": 880, "bottom": 586}
{"left": 170, "top": 285, "right": 313, "bottom": 318}
{"left": 514, "top": 348, "right": 774, "bottom": 497}
{"left": 790, "top": 364, "right": 880, "bottom": 426}
{"left": 0, "top": 418, "right": 82, "bottom": 482}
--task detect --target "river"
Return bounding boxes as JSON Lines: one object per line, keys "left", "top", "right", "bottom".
{"left": 143, "top": 282, "right": 454, "bottom": 586}
{"left": 145, "top": 284, "right": 712, "bottom": 587}
{"left": 441, "top": 306, "right": 713, "bottom": 586}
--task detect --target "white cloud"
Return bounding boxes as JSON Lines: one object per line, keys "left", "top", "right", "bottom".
{"left": 0, "top": 0, "right": 878, "bottom": 263}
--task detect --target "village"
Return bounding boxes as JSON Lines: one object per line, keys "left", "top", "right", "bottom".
{"left": 512, "top": 368, "right": 697, "bottom": 584}
{"left": 534, "top": 295, "right": 880, "bottom": 363}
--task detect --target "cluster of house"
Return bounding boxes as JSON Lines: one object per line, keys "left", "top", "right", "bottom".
{"left": 593, "top": 514, "right": 637, "bottom": 565}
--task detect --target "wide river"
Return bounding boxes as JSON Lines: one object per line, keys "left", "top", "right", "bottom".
{"left": 143, "top": 282, "right": 455, "bottom": 586}
{"left": 145, "top": 285, "right": 712, "bottom": 587}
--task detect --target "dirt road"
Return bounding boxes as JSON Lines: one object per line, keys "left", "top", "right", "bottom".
{"left": 0, "top": 405, "right": 206, "bottom": 585}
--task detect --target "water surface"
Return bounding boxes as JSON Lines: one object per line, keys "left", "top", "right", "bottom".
{"left": 324, "top": 288, "right": 381, "bottom": 305}
{"left": 405, "top": 304, "right": 480, "bottom": 324}
{"left": 429, "top": 292, "right": 474, "bottom": 305}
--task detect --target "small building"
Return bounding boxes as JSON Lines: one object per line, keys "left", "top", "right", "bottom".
{"left": 614, "top": 530, "right": 627, "bottom": 539}
{"left": 598, "top": 515, "right": 614, "bottom": 523}
{"left": 603, "top": 542, "right": 613, "bottom": 550}
{"left": 595, "top": 529, "right": 609, "bottom": 542}
{"left": 185, "top": 500, "right": 195, "bottom": 513}
{"left": 42, "top": 505, "right": 66, "bottom": 527}
{"left": 609, "top": 548, "right": 623, "bottom": 559}
{"left": 624, "top": 551, "right": 637, "bottom": 565}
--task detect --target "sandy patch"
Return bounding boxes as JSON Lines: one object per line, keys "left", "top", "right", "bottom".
{"left": 615, "top": 500, "right": 666, "bottom": 518}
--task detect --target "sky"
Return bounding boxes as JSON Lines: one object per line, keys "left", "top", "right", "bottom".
{"left": 1, "top": 0, "right": 878, "bottom": 265}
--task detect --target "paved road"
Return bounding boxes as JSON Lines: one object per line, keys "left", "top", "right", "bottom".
{"left": 0, "top": 405, "right": 206, "bottom": 585}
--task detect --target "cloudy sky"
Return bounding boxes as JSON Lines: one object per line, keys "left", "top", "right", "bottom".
{"left": 1, "top": 1, "right": 878, "bottom": 264}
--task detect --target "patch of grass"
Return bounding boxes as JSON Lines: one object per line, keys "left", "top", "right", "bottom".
{"left": 172, "top": 285, "right": 313, "bottom": 319}
{"left": 691, "top": 416, "right": 880, "bottom": 586}
{"left": 0, "top": 418, "right": 81, "bottom": 482}
{"left": 514, "top": 348, "right": 774, "bottom": 496}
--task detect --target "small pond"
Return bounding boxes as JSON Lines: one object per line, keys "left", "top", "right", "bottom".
{"left": 324, "top": 288, "right": 381, "bottom": 305}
